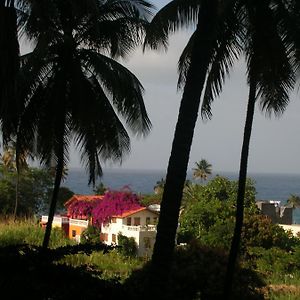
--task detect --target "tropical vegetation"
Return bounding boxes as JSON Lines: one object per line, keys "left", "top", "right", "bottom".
{"left": 144, "top": 1, "right": 300, "bottom": 298}
{"left": 1, "top": 0, "right": 154, "bottom": 249}
{"left": 1, "top": 0, "right": 300, "bottom": 299}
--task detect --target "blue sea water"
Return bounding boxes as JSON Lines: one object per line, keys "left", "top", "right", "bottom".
{"left": 64, "top": 169, "right": 300, "bottom": 223}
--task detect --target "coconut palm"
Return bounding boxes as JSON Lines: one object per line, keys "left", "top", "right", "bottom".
{"left": 224, "top": 3, "right": 300, "bottom": 297}
{"left": 145, "top": 0, "right": 299, "bottom": 297}
{"left": 175, "top": 1, "right": 299, "bottom": 297}
{"left": 16, "top": 0, "right": 153, "bottom": 249}
{"left": 0, "top": 0, "right": 20, "bottom": 144}
{"left": 287, "top": 194, "right": 300, "bottom": 209}
{"left": 192, "top": 159, "right": 212, "bottom": 182}
{"left": 144, "top": 0, "right": 243, "bottom": 281}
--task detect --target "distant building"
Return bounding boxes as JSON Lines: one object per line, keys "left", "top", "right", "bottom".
{"left": 256, "top": 200, "right": 293, "bottom": 225}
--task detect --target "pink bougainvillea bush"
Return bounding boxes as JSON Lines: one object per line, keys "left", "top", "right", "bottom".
{"left": 67, "top": 198, "right": 101, "bottom": 219}
{"left": 92, "top": 188, "right": 143, "bottom": 227}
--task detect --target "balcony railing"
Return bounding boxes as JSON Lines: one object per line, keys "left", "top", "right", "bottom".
{"left": 121, "top": 225, "right": 156, "bottom": 232}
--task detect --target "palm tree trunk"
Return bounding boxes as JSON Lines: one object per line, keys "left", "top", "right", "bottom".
{"left": 13, "top": 171, "right": 19, "bottom": 221}
{"left": 42, "top": 141, "right": 65, "bottom": 250}
{"left": 150, "top": 1, "right": 219, "bottom": 291}
{"left": 0, "top": 0, "right": 20, "bottom": 142}
{"left": 224, "top": 78, "right": 257, "bottom": 299}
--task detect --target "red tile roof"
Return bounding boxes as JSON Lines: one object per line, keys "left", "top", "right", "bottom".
{"left": 64, "top": 194, "right": 104, "bottom": 207}
{"left": 113, "top": 207, "right": 148, "bottom": 218}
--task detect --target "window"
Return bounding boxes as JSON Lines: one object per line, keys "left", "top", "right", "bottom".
{"left": 111, "top": 217, "right": 116, "bottom": 223}
{"left": 100, "top": 233, "right": 108, "bottom": 242}
{"left": 146, "top": 217, "right": 151, "bottom": 225}
{"left": 72, "top": 230, "right": 76, "bottom": 238}
{"left": 127, "top": 217, "right": 132, "bottom": 226}
{"left": 134, "top": 217, "right": 140, "bottom": 226}
{"left": 153, "top": 217, "right": 158, "bottom": 225}
{"left": 112, "top": 234, "right": 116, "bottom": 243}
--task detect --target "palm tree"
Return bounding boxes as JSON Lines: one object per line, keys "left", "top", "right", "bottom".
{"left": 224, "top": 2, "right": 300, "bottom": 297}
{"left": 145, "top": 0, "right": 299, "bottom": 297}
{"left": 287, "top": 194, "right": 300, "bottom": 209}
{"left": 0, "top": 0, "right": 20, "bottom": 144}
{"left": 192, "top": 159, "right": 212, "bottom": 182}
{"left": 144, "top": 0, "right": 243, "bottom": 285}
{"left": 16, "top": 0, "right": 154, "bottom": 249}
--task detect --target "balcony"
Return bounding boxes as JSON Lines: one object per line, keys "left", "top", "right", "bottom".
{"left": 121, "top": 225, "right": 156, "bottom": 232}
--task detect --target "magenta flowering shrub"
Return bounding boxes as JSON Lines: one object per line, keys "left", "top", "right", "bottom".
{"left": 92, "top": 188, "right": 143, "bottom": 227}
{"left": 67, "top": 199, "right": 100, "bottom": 219}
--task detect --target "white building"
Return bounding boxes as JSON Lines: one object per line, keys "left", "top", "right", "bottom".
{"left": 100, "top": 207, "right": 158, "bottom": 257}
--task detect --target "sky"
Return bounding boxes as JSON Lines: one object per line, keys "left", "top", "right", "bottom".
{"left": 21, "top": 0, "right": 300, "bottom": 174}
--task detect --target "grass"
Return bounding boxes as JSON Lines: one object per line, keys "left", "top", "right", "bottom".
{"left": 0, "top": 217, "right": 75, "bottom": 248}
{"left": 0, "top": 217, "right": 142, "bottom": 282}
{"left": 59, "top": 249, "right": 142, "bottom": 281}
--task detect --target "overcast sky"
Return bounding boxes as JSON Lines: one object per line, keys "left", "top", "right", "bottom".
{"left": 22, "top": 0, "right": 300, "bottom": 174}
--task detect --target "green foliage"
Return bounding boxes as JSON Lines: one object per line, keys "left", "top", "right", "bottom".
{"left": 117, "top": 234, "right": 138, "bottom": 258}
{"left": 55, "top": 186, "right": 74, "bottom": 211}
{"left": 242, "top": 215, "right": 299, "bottom": 252}
{"left": 126, "top": 242, "right": 265, "bottom": 300}
{"left": 0, "top": 166, "right": 54, "bottom": 216}
{"left": 140, "top": 193, "right": 162, "bottom": 206}
{"left": 81, "top": 225, "right": 101, "bottom": 245}
{"left": 178, "top": 176, "right": 257, "bottom": 248}
{"left": 93, "top": 182, "right": 107, "bottom": 195}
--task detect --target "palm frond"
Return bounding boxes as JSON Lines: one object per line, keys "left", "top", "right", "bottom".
{"left": 201, "top": 8, "right": 244, "bottom": 120}
{"left": 144, "top": 0, "right": 200, "bottom": 50}
{"left": 81, "top": 50, "right": 151, "bottom": 136}
{"left": 71, "top": 74, "right": 130, "bottom": 184}
{"left": 245, "top": 1, "right": 296, "bottom": 116}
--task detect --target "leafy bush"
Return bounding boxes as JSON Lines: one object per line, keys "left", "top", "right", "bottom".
{"left": 125, "top": 242, "right": 265, "bottom": 300}
{"left": 81, "top": 225, "right": 101, "bottom": 244}
{"left": 242, "top": 215, "right": 300, "bottom": 253}
{"left": 117, "top": 234, "right": 138, "bottom": 258}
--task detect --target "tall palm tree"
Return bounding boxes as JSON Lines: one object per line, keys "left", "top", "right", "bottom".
{"left": 145, "top": 0, "right": 299, "bottom": 297}
{"left": 192, "top": 159, "right": 212, "bottom": 182}
{"left": 0, "top": 0, "right": 20, "bottom": 144}
{"left": 224, "top": 2, "right": 300, "bottom": 297}
{"left": 144, "top": 0, "right": 243, "bottom": 281}
{"left": 16, "top": 0, "right": 154, "bottom": 249}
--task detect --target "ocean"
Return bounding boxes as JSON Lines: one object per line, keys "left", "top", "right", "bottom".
{"left": 64, "top": 169, "right": 300, "bottom": 223}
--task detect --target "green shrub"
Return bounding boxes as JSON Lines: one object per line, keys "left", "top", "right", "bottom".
{"left": 125, "top": 242, "right": 265, "bottom": 300}
{"left": 117, "top": 234, "right": 137, "bottom": 258}
{"left": 81, "top": 225, "right": 101, "bottom": 244}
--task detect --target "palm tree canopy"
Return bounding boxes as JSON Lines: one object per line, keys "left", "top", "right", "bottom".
{"left": 175, "top": 0, "right": 299, "bottom": 119}
{"left": 192, "top": 159, "right": 212, "bottom": 181}
{"left": 287, "top": 194, "right": 300, "bottom": 209}
{"left": 16, "top": 0, "right": 154, "bottom": 184}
